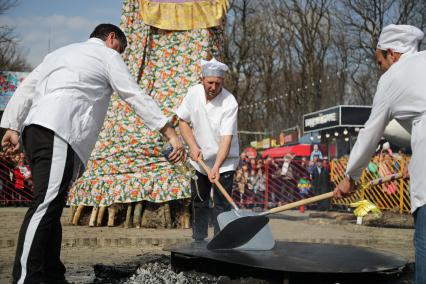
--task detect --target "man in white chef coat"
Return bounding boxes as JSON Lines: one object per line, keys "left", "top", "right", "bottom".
{"left": 1, "top": 24, "right": 184, "bottom": 284}
{"left": 176, "top": 58, "right": 239, "bottom": 242}
{"left": 333, "top": 24, "right": 425, "bottom": 283}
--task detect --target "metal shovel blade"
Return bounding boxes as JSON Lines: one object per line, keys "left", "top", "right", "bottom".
{"left": 207, "top": 215, "right": 269, "bottom": 250}
{"left": 216, "top": 209, "right": 275, "bottom": 251}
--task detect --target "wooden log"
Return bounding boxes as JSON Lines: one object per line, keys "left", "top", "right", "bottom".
{"left": 133, "top": 202, "right": 142, "bottom": 228}
{"left": 69, "top": 205, "right": 76, "bottom": 225}
{"left": 164, "top": 202, "right": 171, "bottom": 229}
{"left": 72, "top": 205, "right": 84, "bottom": 226}
{"left": 141, "top": 202, "right": 172, "bottom": 228}
{"left": 182, "top": 203, "right": 191, "bottom": 229}
{"left": 96, "top": 206, "right": 106, "bottom": 226}
{"left": 89, "top": 206, "right": 98, "bottom": 227}
{"left": 124, "top": 203, "right": 133, "bottom": 229}
{"left": 107, "top": 205, "right": 116, "bottom": 227}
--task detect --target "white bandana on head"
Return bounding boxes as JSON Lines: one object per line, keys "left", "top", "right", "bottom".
{"left": 200, "top": 58, "right": 228, "bottom": 78}
{"left": 377, "top": 24, "right": 424, "bottom": 55}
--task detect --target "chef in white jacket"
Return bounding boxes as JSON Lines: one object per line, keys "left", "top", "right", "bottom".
{"left": 1, "top": 24, "right": 184, "bottom": 284}
{"left": 333, "top": 24, "right": 425, "bottom": 283}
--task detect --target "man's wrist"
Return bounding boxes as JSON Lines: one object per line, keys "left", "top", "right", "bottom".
{"left": 160, "top": 123, "right": 176, "bottom": 140}
{"left": 345, "top": 174, "right": 359, "bottom": 186}
{"left": 7, "top": 129, "right": 19, "bottom": 135}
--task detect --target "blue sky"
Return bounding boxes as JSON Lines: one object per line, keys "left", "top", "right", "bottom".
{"left": 1, "top": 0, "right": 123, "bottom": 68}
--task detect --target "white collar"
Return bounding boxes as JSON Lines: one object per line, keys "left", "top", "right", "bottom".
{"left": 204, "top": 89, "right": 223, "bottom": 104}
{"left": 88, "top": 37, "right": 107, "bottom": 46}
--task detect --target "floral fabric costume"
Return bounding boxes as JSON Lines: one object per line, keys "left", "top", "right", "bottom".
{"left": 67, "top": 0, "right": 225, "bottom": 206}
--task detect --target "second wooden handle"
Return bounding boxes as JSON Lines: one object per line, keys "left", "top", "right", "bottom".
{"left": 198, "top": 159, "right": 239, "bottom": 210}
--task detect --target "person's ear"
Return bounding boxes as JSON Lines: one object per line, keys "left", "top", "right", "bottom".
{"left": 106, "top": 32, "right": 115, "bottom": 45}
{"left": 387, "top": 48, "right": 400, "bottom": 63}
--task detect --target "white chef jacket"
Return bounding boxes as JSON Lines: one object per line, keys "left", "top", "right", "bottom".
{"left": 176, "top": 84, "right": 239, "bottom": 174}
{"left": 0, "top": 38, "right": 168, "bottom": 166}
{"left": 346, "top": 50, "right": 426, "bottom": 213}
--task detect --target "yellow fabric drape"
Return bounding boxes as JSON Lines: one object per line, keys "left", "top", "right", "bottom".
{"left": 139, "top": 0, "right": 228, "bottom": 30}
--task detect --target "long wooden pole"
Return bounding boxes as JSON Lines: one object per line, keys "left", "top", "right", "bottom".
{"left": 262, "top": 173, "right": 403, "bottom": 216}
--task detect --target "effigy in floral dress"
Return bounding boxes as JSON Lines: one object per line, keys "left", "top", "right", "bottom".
{"left": 67, "top": 0, "right": 227, "bottom": 207}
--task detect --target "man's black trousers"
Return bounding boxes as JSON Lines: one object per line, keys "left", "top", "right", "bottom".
{"left": 191, "top": 170, "right": 235, "bottom": 240}
{"left": 13, "top": 125, "right": 77, "bottom": 284}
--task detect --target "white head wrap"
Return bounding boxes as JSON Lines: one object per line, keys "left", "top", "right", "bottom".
{"left": 200, "top": 58, "right": 228, "bottom": 78}
{"left": 377, "top": 24, "right": 424, "bottom": 55}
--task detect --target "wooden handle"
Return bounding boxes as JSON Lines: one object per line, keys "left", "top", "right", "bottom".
{"left": 265, "top": 192, "right": 335, "bottom": 214}
{"left": 363, "top": 172, "right": 402, "bottom": 188}
{"left": 263, "top": 173, "right": 404, "bottom": 216}
{"left": 198, "top": 159, "right": 239, "bottom": 211}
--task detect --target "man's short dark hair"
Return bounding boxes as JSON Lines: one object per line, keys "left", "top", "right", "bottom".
{"left": 90, "top": 23, "right": 127, "bottom": 52}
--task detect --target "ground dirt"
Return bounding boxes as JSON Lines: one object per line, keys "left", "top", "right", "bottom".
{"left": 0, "top": 207, "right": 415, "bottom": 283}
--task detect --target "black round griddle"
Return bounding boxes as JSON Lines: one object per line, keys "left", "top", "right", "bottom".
{"left": 168, "top": 241, "right": 409, "bottom": 283}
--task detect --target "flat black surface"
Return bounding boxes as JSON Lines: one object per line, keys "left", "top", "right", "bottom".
{"left": 207, "top": 215, "right": 269, "bottom": 250}
{"left": 169, "top": 241, "right": 407, "bottom": 274}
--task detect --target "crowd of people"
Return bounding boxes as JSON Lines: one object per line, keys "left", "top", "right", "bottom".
{"left": 233, "top": 150, "right": 332, "bottom": 210}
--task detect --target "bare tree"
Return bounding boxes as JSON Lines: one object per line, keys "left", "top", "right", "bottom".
{"left": 270, "top": 0, "right": 334, "bottom": 118}
{"left": 224, "top": 0, "right": 263, "bottom": 145}
{"left": 0, "top": 0, "right": 30, "bottom": 71}
{"left": 224, "top": 0, "right": 425, "bottom": 149}
{"left": 334, "top": 0, "right": 426, "bottom": 104}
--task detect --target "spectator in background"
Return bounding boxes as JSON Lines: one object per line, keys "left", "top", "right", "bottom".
{"left": 249, "top": 158, "right": 257, "bottom": 172}
{"left": 308, "top": 156, "right": 318, "bottom": 176}
{"left": 235, "top": 169, "right": 246, "bottom": 204}
{"left": 242, "top": 164, "right": 250, "bottom": 183}
{"left": 311, "top": 158, "right": 331, "bottom": 211}
{"left": 248, "top": 169, "right": 258, "bottom": 193}
{"left": 265, "top": 155, "right": 279, "bottom": 207}
{"left": 0, "top": 152, "right": 15, "bottom": 206}
{"left": 256, "top": 159, "right": 264, "bottom": 171}
{"left": 300, "top": 157, "right": 308, "bottom": 170}
{"left": 310, "top": 144, "right": 323, "bottom": 161}
{"left": 281, "top": 153, "right": 295, "bottom": 178}
{"left": 239, "top": 152, "right": 250, "bottom": 168}
{"left": 297, "top": 157, "right": 311, "bottom": 198}
{"left": 17, "top": 155, "right": 32, "bottom": 205}
{"left": 245, "top": 168, "right": 258, "bottom": 208}
{"left": 257, "top": 168, "right": 265, "bottom": 193}
{"left": 13, "top": 159, "right": 26, "bottom": 206}
{"left": 322, "top": 157, "right": 331, "bottom": 171}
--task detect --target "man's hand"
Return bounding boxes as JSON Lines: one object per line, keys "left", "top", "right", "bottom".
{"left": 2, "top": 129, "right": 20, "bottom": 155}
{"left": 190, "top": 146, "right": 202, "bottom": 162}
{"left": 167, "top": 136, "right": 186, "bottom": 163}
{"left": 160, "top": 123, "right": 185, "bottom": 163}
{"left": 333, "top": 176, "right": 356, "bottom": 199}
{"left": 403, "top": 163, "right": 410, "bottom": 178}
{"left": 208, "top": 165, "right": 220, "bottom": 183}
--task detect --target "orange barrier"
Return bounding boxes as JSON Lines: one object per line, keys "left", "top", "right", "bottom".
{"left": 331, "top": 156, "right": 410, "bottom": 213}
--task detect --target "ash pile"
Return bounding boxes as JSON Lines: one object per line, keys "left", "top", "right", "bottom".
{"left": 93, "top": 254, "right": 268, "bottom": 284}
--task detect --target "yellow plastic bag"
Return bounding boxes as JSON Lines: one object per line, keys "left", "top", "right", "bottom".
{"left": 350, "top": 200, "right": 381, "bottom": 218}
